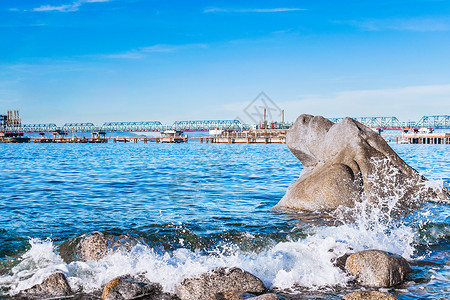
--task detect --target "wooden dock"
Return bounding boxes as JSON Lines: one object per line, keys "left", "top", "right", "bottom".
{"left": 389, "top": 133, "right": 450, "bottom": 144}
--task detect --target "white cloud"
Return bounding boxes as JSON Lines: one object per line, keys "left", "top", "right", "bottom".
{"left": 204, "top": 7, "right": 306, "bottom": 13}
{"left": 103, "top": 43, "right": 208, "bottom": 59}
{"left": 342, "top": 18, "right": 450, "bottom": 32}
{"left": 223, "top": 84, "right": 450, "bottom": 122}
{"left": 33, "top": 3, "right": 81, "bottom": 12}
{"left": 32, "top": 0, "right": 112, "bottom": 13}
{"left": 283, "top": 84, "right": 450, "bottom": 121}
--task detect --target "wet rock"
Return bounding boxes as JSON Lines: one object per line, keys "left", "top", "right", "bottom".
{"left": 154, "top": 294, "right": 181, "bottom": 300}
{"left": 342, "top": 291, "right": 398, "bottom": 300}
{"left": 275, "top": 114, "right": 449, "bottom": 210}
{"left": 333, "top": 253, "right": 351, "bottom": 271}
{"left": 176, "top": 267, "right": 267, "bottom": 300}
{"left": 345, "top": 250, "right": 411, "bottom": 287}
{"left": 209, "top": 292, "right": 285, "bottom": 300}
{"left": 209, "top": 291, "right": 255, "bottom": 300}
{"left": 78, "top": 232, "right": 142, "bottom": 261}
{"left": 17, "top": 272, "right": 72, "bottom": 299}
{"left": 102, "top": 275, "right": 165, "bottom": 300}
{"left": 248, "top": 294, "right": 286, "bottom": 300}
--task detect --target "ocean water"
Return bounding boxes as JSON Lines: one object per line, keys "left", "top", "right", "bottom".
{"left": 0, "top": 143, "right": 448, "bottom": 299}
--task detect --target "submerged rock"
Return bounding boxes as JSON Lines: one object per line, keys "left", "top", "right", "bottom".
{"left": 342, "top": 291, "right": 398, "bottom": 300}
{"left": 78, "top": 232, "right": 142, "bottom": 261}
{"left": 345, "top": 250, "right": 411, "bottom": 287}
{"left": 102, "top": 275, "right": 177, "bottom": 300}
{"left": 275, "top": 114, "right": 449, "bottom": 210}
{"left": 176, "top": 267, "right": 267, "bottom": 300}
{"left": 17, "top": 272, "right": 72, "bottom": 299}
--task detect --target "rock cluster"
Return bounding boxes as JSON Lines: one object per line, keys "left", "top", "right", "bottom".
{"left": 14, "top": 232, "right": 411, "bottom": 300}
{"left": 275, "top": 114, "right": 449, "bottom": 210}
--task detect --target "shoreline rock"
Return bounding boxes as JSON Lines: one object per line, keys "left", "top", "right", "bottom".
{"left": 275, "top": 114, "right": 449, "bottom": 211}
{"left": 17, "top": 272, "right": 73, "bottom": 299}
{"left": 209, "top": 292, "right": 285, "bottom": 300}
{"left": 78, "top": 232, "right": 143, "bottom": 262}
{"left": 345, "top": 250, "right": 411, "bottom": 287}
{"left": 176, "top": 267, "right": 267, "bottom": 300}
{"left": 342, "top": 291, "right": 398, "bottom": 300}
{"left": 102, "top": 275, "right": 178, "bottom": 300}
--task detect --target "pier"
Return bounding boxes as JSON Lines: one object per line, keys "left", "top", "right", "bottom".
{"left": 0, "top": 110, "right": 449, "bottom": 144}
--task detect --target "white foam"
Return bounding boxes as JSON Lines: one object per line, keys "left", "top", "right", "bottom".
{"left": 1, "top": 212, "right": 415, "bottom": 296}
{"left": 0, "top": 238, "right": 69, "bottom": 293}
{"left": 2, "top": 157, "right": 437, "bottom": 296}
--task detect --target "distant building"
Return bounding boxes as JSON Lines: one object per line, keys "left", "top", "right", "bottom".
{"left": 0, "top": 114, "right": 6, "bottom": 126}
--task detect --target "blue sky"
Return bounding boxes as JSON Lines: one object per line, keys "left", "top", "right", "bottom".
{"left": 1, "top": 0, "right": 450, "bottom": 125}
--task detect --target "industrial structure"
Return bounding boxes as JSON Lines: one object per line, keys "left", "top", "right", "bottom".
{"left": 1, "top": 115, "right": 450, "bottom": 133}
{"left": 0, "top": 109, "right": 449, "bottom": 144}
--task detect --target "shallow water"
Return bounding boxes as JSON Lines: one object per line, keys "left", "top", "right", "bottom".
{"left": 0, "top": 143, "right": 448, "bottom": 299}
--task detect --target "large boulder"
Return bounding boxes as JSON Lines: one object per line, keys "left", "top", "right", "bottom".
{"left": 17, "top": 272, "right": 73, "bottom": 299}
{"left": 275, "top": 114, "right": 449, "bottom": 210}
{"left": 78, "top": 232, "right": 142, "bottom": 261}
{"left": 176, "top": 267, "right": 267, "bottom": 300}
{"left": 342, "top": 291, "right": 398, "bottom": 300}
{"left": 345, "top": 250, "right": 411, "bottom": 287}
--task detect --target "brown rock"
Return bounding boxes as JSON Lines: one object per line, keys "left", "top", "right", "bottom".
{"left": 343, "top": 291, "right": 398, "bottom": 300}
{"left": 345, "top": 250, "right": 411, "bottom": 287}
{"left": 275, "top": 115, "right": 449, "bottom": 210}
{"left": 78, "top": 232, "right": 141, "bottom": 261}
{"left": 176, "top": 267, "right": 267, "bottom": 300}
{"left": 249, "top": 294, "right": 286, "bottom": 300}
{"left": 102, "top": 275, "right": 163, "bottom": 300}
{"left": 18, "top": 272, "right": 72, "bottom": 299}
{"left": 209, "top": 291, "right": 256, "bottom": 299}
{"left": 209, "top": 292, "right": 285, "bottom": 300}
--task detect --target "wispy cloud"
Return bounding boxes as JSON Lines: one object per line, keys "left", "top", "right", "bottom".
{"left": 31, "top": 0, "right": 112, "bottom": 13}
{"left": 340, "top": 18, "right": 450, "bottom": 32}
{"left": 285, "top": 84, "right": 450, "bottom": 120}
{"left": 103, "top": 43, "right": 208, "bottom": 59}
{"left": 204, "top": 7, "right": 306, "bottom": 13}
{"left": 223, "top": 84, "right": 450, "bottom": 122}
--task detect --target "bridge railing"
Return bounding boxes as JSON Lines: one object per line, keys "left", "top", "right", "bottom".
{"left": 101, "top": 121, "right": 165, "bottom": 132}
{"left": 171, "top": 120, "right": 248, "bottom": 131}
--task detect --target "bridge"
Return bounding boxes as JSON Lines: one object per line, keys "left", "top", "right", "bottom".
{"left": 328, "top": 115, "right": 450, "bottom": 130}
{"left": 0, "top": 115, "right": 449, "bottom": 133}
{"left": 0, "top": 120, "right": 251, "bottom": 133}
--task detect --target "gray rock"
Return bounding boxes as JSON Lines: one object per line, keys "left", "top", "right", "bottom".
{"left": 102, "top": 275, "right": 165, "bottom": 300}
{"left": 18, "top": 272, "right": 72, "bottom": 299}
{"left": 275, "top": 114, "right": 449, "bottom": 210}
{"left": 342, "top": 291, "right": 398, "bottom": 300}
{"left": 345, "top": 250, "right": 411, "bottom": 287}
{"left": 78, "top": 232, "right": 142, "bottom": 261}
{"left": 176, "top": 267, "right": 267, "bottom": 300}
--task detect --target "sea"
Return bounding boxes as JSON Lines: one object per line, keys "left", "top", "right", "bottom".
{"left": 0, "top": 143, "right": 448, "bottom": 299}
